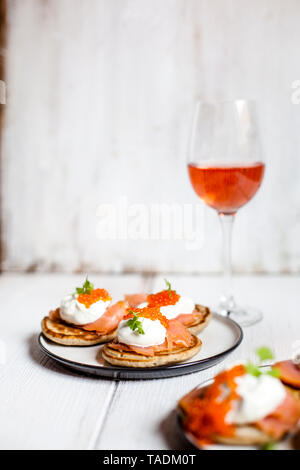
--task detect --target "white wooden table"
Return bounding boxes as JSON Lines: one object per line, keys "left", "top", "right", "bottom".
{"left": 1, "top": 273, "right": 299, "bottom": 450}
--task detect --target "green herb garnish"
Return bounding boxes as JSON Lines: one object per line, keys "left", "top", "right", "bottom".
{"left": 74, "top": 276, "right": 94, "bottom": 295}
{"left": 267, "top": 368, "right": 280, "bottom": 378}
{"left": 245, "top": 361, "right": 262, "bottom": 377}
{"left": 261, "top": 442, "right": 277, "bottom": 451}
{"left": 126, "top": 311, "right": 145, "bottom": 335}
{"left": 164, "top": 279, "right": 173, "bottom": 298}
{"left": 256, "top": 347, "right": 274, "bottom": 362}
{"left": 246, "top": 346, "right": 277, "bottom": 378}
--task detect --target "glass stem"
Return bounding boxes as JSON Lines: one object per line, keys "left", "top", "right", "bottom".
{"left": 218, "top": 213, "right": 236, "bottom": 314}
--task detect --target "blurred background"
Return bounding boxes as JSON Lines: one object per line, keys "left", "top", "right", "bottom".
{"left": 1, "top": 0, "right": 300, "bottom": 274}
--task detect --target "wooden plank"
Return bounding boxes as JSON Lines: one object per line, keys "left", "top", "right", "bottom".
{"left": 2, "top": 0, "right": 300, "bottom": 274}
{"left": 1, "top": 273, "right": 299, "bottom": 449}
{"left": 0, "top": 273, "right": 148, "bottom": 449}
{"left": 97, "top": 274, "right": 300, "bottom": 449}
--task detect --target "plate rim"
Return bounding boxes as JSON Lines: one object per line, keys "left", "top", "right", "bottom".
{"left": 38, "top": 313, "right": 243, "bottom": 376}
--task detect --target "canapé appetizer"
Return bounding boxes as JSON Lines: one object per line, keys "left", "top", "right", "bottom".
{"left": 102, "top": 306, "right": 202, "bottom": 367}
{"left": 179, "top": 349, "right": 300, "bottom": 447}
{"left": 41, "top": 277, "right": 127, "bottom": 346}
{"left": 125, "top": 280, "right": 211, "bottom": 335}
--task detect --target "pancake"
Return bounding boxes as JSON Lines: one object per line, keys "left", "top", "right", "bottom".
{"left": 187, "top": 304, "right": 212, "bottom": 335}
{"left": 102, "top": 334, "right": 202, "bottom": 368}
{"left": 41, "top": 314, "right": 116, "bottom": 346}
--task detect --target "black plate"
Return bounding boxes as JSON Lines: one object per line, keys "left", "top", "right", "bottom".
{"left": 38, "top": 313, "right": 243, "bottom": 380}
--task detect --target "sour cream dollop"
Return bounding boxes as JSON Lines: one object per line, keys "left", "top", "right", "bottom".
{"left": 226, "top": 373, "right": 286, "bottom": 424}
{"left": 60, "top": 294, "right": 111, "bottom": 325}
{"left": 117, "top": 317, "right": 166, "bottom": 347}
{"left": 138, "top": 297, "right": 195, "bottom": 320}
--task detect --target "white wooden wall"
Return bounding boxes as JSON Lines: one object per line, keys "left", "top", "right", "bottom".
{"left": 2, "top": 0, "right": 300, "bottom": 273}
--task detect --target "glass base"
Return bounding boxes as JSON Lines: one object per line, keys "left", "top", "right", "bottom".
{"left": 215, "top": 304, "right": 263, "bottom": 327}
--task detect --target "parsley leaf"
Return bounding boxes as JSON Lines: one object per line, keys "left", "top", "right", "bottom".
{"left": 267, "top": 368, "right": 280, "bottom": 378}
{"left": 164, "top": 279, "right": 173, "bottom": 298}
{"left": 74, "top": 276, "right": 94, "bottom": 295}
{"left": 261, "top": 442, "right": 277, "bottom": 451}
{"left": 245, "top": 361, "right": 262, "bottom": 377}
{"left": 256, "top": 347, "right": 274, "bottom": 362}
{"left": 246, "top": 347, "right": 278, "bottom": 379}
{"left": 126, "top": 311, "right": 145, "bottom": 335}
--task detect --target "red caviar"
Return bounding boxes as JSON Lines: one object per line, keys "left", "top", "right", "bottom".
{"left": 181, "top": 365, "right": 246, "bottom": 444}
{"left": 77, "top": 288, "right": 111, "bottom": 308}
{"left": 147, "top": 290, "right": 180, "bottom": 308}
{"left": 125, "top": 307, "right": 169, "bottom": 329}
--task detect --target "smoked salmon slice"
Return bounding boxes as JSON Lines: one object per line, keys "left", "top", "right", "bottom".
{"left": 110, "top": 342, "right": 156, "bottom": 357}
{"left": 110, "top": 319, "right": 193, "bottom": 356}
{"left": 49, "top": 308, "right": 61, "bottom": 322}
{"left": 275, "top": 360, "right": 300, "bottom": 389}
{"left": 166, "top": 319, "right": 193, "bottom": 348}
{"left": 124, "top": 293, "right": 148, "bottom": 308}
{"left": 81, "top": 301, "right": 127, "bottom": 334}
{"left": 176, "top": 310, "right": 203, "bottom": 326}
{"left": 256, "top": 391, "right": 300, "bottom": 439}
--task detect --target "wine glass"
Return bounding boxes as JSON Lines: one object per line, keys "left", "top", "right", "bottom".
{"left": 187, "top": 100, "right": 265, "bottom": 327}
